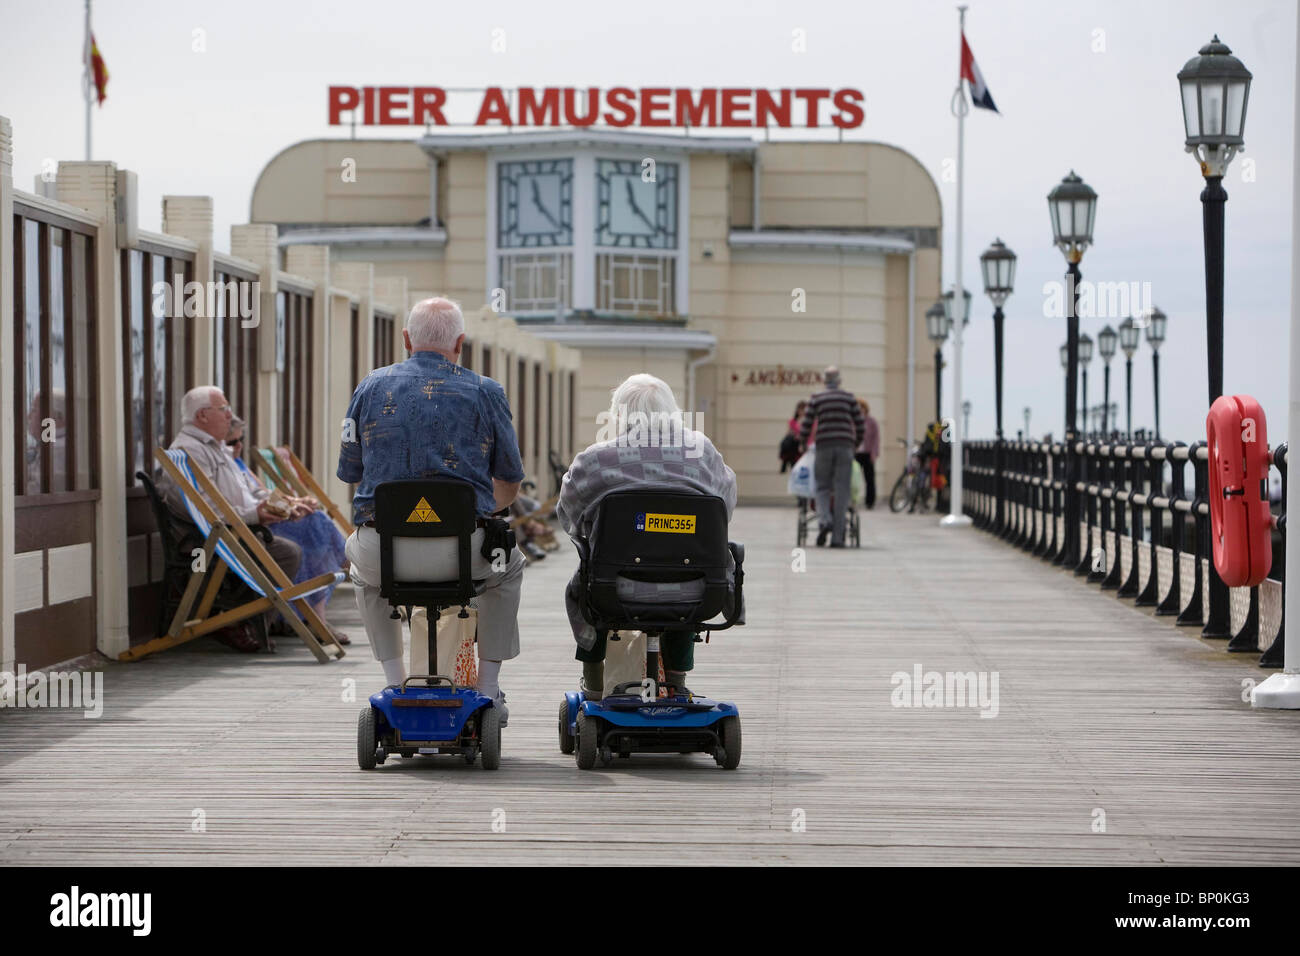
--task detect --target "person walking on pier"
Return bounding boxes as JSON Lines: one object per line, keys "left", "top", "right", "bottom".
{"left": 856, "top": 397, "right": 879, "bottom": 510}
{"left": 799, "top": 366, "right": 865, "bottom": 547}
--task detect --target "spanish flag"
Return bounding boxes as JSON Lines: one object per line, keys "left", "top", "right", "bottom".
{"left": 84, "top": 31, "right": 108, "bottom": 105}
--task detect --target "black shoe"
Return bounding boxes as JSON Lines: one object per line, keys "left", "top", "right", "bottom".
{"left": 816, "top": 527, "right": 830, "bottom": 547}
{"left": 829, "top": 541, "right": 845, "bottom": 549}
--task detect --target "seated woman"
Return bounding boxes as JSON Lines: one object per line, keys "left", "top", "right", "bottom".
{"left": 556, "top": 374, "right": 737, "bottom": 700}
{"left": 226, "top": 417, "right": 351, "bottom": 645}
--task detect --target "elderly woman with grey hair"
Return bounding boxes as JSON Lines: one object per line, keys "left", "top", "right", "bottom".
{"left": 556, "top": 373, "right": 737, "bottom": 700}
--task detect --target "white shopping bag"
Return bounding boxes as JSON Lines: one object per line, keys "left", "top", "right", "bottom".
{"left": 409, "top": 607, "right": 479, "bottom": 687}
{"left": 787, "top": 449, "right": 816, "bottom": 497}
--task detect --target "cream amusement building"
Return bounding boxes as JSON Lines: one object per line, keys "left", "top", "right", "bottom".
{"left": 251, "top": 129, "right": 943, "bottom": 501}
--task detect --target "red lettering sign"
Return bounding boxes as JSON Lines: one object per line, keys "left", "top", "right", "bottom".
{"left": 326, "top": 86, "right": 866, "bottom": 129}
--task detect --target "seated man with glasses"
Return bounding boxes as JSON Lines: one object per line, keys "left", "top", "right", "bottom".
{"left": 161, "top": 387, "right": 309, "bottom": 625}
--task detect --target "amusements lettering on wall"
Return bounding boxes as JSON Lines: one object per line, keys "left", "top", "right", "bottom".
{"left": 729, "top": 367, "right": 825, "bottom": 388}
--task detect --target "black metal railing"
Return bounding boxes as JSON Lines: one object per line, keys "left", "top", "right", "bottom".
{"left": 962, "top": 438, "right": 1286, "bottom": 668}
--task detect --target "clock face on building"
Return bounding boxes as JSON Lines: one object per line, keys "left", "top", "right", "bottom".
{"left": 498, "top": 159, "right": 573, "bottom": 248}
{"left": 596, "top": 159, "right": 677, "bottom": 249}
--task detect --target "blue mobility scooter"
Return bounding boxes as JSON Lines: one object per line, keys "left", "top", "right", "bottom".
{"left": 558, "top": 490, "right": 746, "bottom": 770}
{"left": 357, "top": 479, "right": 503, "bottom": 771}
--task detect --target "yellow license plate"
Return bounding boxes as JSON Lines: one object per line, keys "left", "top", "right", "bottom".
{"left": 637, "top": 512, "right": 696, "bottom": 533}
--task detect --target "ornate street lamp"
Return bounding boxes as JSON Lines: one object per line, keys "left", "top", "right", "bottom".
{"left": 1097, "top": 324, "right": 1117, "bottom": 436}
{"left": 980, "top": 237, "right": 1016, "bottom": 532}
{"left": 1118, "top": 316, "right": 1140, "bottom": 439}
{"left": 926, "top": 300, "right": 950, "bottom": 423}
{"left": 1023, "top": 405, "right": 1031, "bottom": 440}
{"left": 1048, "top": 170, "right": 1098, "bottom": 566}
{"left": 1179, "top": 36, "right": 1251, "bottom": 406}
{"left": 1144, "top": 306, "right": 1167, "bottom": 439}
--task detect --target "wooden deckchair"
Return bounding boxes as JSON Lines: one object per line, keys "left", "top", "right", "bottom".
{"left": 256, "top": 446, "right": 355, "bottom": 537}
{"left": 120, "top": 448, "right": 347, "bottom": 663}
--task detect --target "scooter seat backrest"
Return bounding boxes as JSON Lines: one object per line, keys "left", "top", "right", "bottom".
{"left": 373, "top": 478, "right": 482, "bottom": 608}
{"left": 586, "top": 489, "right": 730, "bottom": 628}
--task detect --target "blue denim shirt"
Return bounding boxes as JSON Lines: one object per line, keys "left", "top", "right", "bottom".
{"left": 337, "top": 351, "right": 524, "bottom": 523}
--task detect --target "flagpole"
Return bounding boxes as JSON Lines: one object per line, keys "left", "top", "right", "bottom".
{"left": 84, "top": 0, "right": 92, "bottom": 161}
{"left": 942, "top": 4, "right": 973, "bottom": 528}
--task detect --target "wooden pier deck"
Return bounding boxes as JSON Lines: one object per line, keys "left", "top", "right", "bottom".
{"left": 1, "top": 506, "right": 1297, "bottom": 865}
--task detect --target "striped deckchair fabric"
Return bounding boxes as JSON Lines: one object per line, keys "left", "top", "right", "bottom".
{"left": 256, "top": 446, "right": 355, "bottom": 537}
{"left": 120, "top": 448, "right": 347, "bottom": 663}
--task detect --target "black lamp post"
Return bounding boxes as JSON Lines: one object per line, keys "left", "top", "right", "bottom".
{"left": 980, "top": 237, "right": 1016, "bottom": 533}
{"left": 1144, "top": 306, "right": 1167, "bottom": 438}
{"left": 1097, "top": 324, "right": 1117, "bottom": 437}
{"left": 1078, "top": 333, "right": 1094, "bottom": 438}
{"left": 1059, "top": 342, "right": 1069, "bottom": 437}
{"left": 1048, "top": 170, "right": 1098, "bottom": 568}
{"left": 1179, "top": 36, "right": 1251, "bottom": 405}
{"left": 1118, "top": 316, "right": 1140, "bottom": 439}
{"left": 926, "top": 300, "right": 949, "bottom": 423}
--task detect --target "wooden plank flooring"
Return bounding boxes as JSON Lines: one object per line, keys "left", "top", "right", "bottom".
{"left": 1, "top": 506, "right": 1297, "bottom": 865}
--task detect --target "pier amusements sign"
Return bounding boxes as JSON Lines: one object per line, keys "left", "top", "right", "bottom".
{"left": 327, "top": 86, "right": 865, "bottom": 129}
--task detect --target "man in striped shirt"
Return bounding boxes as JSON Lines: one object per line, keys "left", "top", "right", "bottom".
{"left": 799, "top": 367, "right": 866, "bottom": 547}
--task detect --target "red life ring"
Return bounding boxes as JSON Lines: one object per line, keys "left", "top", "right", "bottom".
{"left": 1206, "top": 394, "right": 1272, "bottom": 587}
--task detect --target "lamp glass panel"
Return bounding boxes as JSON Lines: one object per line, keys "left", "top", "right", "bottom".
{"left": 1050, "top": 201, "right": 1063, "bottom": 242}
{"left": 1225, "top": 80, "right": 1247, "bottom": 138}
{"left": 1181, "top": 80, "right": 1200, "bottom": 139}
{"left": 1079, "top": 337, "right": 1093, "bottom": 364}
{"left": 1003, "top": 257, "right": 1015, "bottom": 291}
{"left": 1200, "top": 81, "right": 1224, "bottom": 138}
{"left": 1074, "top": 199, "right": 1093, "bottom": 242}
{"left": 981, "top": 256, "right": 995, "bottom": 293}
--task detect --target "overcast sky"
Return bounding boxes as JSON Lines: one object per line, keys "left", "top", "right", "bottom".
{"left": 2, "top": 0, "right": 1295, "bottom": 446}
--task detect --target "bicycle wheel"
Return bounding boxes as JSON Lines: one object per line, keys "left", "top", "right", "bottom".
{"left": 889, "top": 473, "right": 912, "bottom": 513}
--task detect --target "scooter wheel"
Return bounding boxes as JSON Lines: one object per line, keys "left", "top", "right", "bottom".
{"left": 575, "top": 712, "right": 599, "bottom": 770}
{"left": 479, "top": 706, "right": 502, "bottom": 771}
{"left": 716, "top": 715, "right": 742, "bottom": 770}
{"left": 558, "top": 699, "right": 575, "bottom": 754}
{"left": 357, "top": 707, "right": 378, "bottom": 770}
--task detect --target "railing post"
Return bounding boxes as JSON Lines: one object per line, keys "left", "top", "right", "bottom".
{"left": 1118, "top": 444, "right": 1143, "bottom": 599}
{"left": 1157, "top": 443, "right": 1187, "bottom": 616}
{"left": 1075, "top": 442, "right": 1097, "bottom": 575}
{"left": 1177, "top": 441, "right": 1207, "bottom": 627}
{"left": 1136, "top": 444, "right": 1161, "bottom": 606}
{"left": 1198, "top": 444, "right": 1233, "bottom": 638}
{"left": 1260, "top": 444, "right": 1286, "bottom": 668}
{"left": 1091, "top": 441, "right": 1112, "bottom": 583}
{"left": 1102, "top": 443, "right": 1126, "bottom": 590}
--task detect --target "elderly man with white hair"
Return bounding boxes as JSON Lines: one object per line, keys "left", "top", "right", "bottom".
{"left": 556, "top": 373, "right": 737, "bottom": 700}
{"left": 338, "top": 297, "right": 526, "bottom": 719}
{"left": 161, "top": 386, "right": 309, "bottom": 649}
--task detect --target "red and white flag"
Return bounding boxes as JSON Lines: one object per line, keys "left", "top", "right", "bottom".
{"left": 960, "top": 32, "right": 997, "bottom": 113}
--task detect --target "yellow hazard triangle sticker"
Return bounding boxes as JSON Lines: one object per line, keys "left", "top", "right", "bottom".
{"left": 406, "top": 497, "right": 441, "bottom": 523}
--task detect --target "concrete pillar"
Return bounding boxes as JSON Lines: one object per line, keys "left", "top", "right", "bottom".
{"left": 284, "top": 245, "right": 330, "bottom": 475}
{"left": 56, "top": 160, "right": 128, "bottom": 659}
{"left": 230, "top": 224, "right": 279, "bottom": 453}
{"left": 161, "top": 196, "right": 215, "bottom": 384}
{"left": 0, "top": 117, "right": 15, "bottom": 689}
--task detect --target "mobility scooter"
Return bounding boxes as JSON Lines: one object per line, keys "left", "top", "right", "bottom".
{"left": 558, "top": 489, "right": 746, "bottom": 770}
{"left": 357, "top": 478, "right": 503, "bottom": 770}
